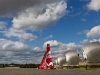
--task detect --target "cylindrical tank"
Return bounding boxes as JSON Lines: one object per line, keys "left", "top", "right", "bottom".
{"left": 82, "top": 42, "right": 100, "bottom": 63}
{"left": 65, "top": 50, "right": 79, "bottom": 65}
{"left": 57, "top": 56, "right": 66, "bottom": 66}
{"left": 55, "top": 59, "right": 58, "bottom": 65}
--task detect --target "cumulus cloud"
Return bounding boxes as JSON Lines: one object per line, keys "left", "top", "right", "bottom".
{"left": 80, "top": 39, "right": 89, "bottom": 44}
{"left": 43, "top": 40, "right": 83, "bottom": 58}
{"left": 0, "top": 38, "right": 51, "bottom": 64}
{"left": 43, "top": 40, "right": 82, "bottom": 51}
{"left": 33, "top": 47, "right": 40, "bottom": 51}
{"left": 0, "top": 39, "right": 35, "bottom": 63}
{"left": 89, "top": 39, "right": 100, "bottom": 43}
{"left": 21, "top": 33, "right": 37, "bottom": 41}
{"left": 0, "top": 39, "right": 83, "bottom": 63}
{"left": 86, "top": 25, "right": 100, "bottom": 38}
{"left": 0, "top": 0, "right": 67, "bottom": 42}
{"left": 2, "top": 40, "right": 30, "bottom": 51}
{"left": 3, "top": 28, "right": 37, "bottom": 41}
{"left": 43, "top": 40, "right": 60, "bottom": 48}
{"left": 87, "top": 0, "right": 100, "bottom": 11}
{"left": 77, "top": 30, "right": 89, "bottom": 35}
{"left": 0, "top": 0, "right": 62, "bottom": 16}
{"left": 45, "top": 35, "right": 53, "bottom": 40}
{"left": 12, "top": 1, "right": 67, "bottom": 30}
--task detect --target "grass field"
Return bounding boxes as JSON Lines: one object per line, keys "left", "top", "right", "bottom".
{"left": 0, "top": 68, "right": 100, "bottom": 75}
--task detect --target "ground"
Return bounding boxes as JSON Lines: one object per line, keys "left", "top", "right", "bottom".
{"left": 0, "top": 68, "right": 100, "bottom": 75}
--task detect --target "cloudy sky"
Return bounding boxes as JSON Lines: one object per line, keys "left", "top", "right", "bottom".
{"left": 0, "top": 0, "right": 100, "bottom": 64}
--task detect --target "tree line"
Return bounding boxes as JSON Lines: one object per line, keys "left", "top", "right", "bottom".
{"left": 0, "top": 63, "right": 40, "bottom": 68}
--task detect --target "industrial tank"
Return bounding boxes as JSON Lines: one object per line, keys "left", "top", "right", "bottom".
{"left": 82, "top": 42, "right": 100, "bottom": 63}
{"left": 55, "top": 59, "right": 58, "bottom": 65}
{"left": 65, "top": 50, "right": 79, "bottom": 65}
{"left": 56, "top": 56, "right": 66, "bottom": 66}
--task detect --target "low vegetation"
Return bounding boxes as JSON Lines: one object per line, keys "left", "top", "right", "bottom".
{"left": 0, "top": 63, "right": 40, "bottom": 68}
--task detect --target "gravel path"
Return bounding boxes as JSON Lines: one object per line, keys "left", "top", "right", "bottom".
{"left": 0, "top": 68, "right": 100, "bottom": 75}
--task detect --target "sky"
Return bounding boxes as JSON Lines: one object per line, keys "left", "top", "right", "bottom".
{"left": 0, "top": 0, "right": 100, "bottom": 64}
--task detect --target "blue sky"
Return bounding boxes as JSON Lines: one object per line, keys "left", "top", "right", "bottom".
{"left": 0, "top": 0, "right": 100, "bottom": 64}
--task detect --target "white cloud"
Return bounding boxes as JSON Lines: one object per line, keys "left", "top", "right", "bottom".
{"left": 43, "top": 40, "right": 83, "bottom": 57}
{"left": 0, "top": 1, "right": 67, "bottom": 42}
{"left": 89, "top": 39, "right": 100, "bottom": 43}
{"left": 43, "top": 40, "right": 60, "bottom": 48}
{"left": 0, "top": 38, "right": 50, "bottom": 64}
{"left": 0, "top": 39, "right": 83, "bottom": 63}
{"left": 3, "top": 28, "right": 37, "bottom": 41}
{"left": 0, "top": 39, "right": 35, "bottom": 63}
{"left": 77, "top": 30, "right": 89, "bottom": 35}
{"left": 33, "top": 47, "right": 40, "bottom": 51}
{"left": 0, "top": 39, "right": 31, "bottom": 52}
{"left": 43, "top": 40, "right": 82, "bottom": 51}
{"left": 90, "top": 39, "right": 98, "bottom": 43}
{"left": 86, "top": 25, "right": 100, "bottom": 38}
{"left": 0, "top": 0, "right": 62, "bottom": 16}
{"left": 4, "top": 28, "right": 24, "bottom": 38}
{"left": 21, "top": 33, "right": 37, "bottom": 41}
{"left": 45, "top": 35, "right": 53, "bottom": 40}
{"left": 81, "top": 18, "right": 86, "bottom": 22}
{"left": 87, "top": 0, "right": 100, "bottom": 11}
{"left": 0, "top": 21, "right": 7, "bottom": 30}
{"left": 80, "top": 39, "right": 88, "bottom": 44}
{"left": 65, "top": 43, "right": 82, "bottom": 51}
{"left": 12, "top": 1, "right": 67, "bottom": 30}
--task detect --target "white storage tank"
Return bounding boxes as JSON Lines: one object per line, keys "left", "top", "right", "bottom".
{"left": 82, "top": 42, "right": 100, "bottom": 63}
{"left": 65, "top": 50, "right": 79, "bottom": 65}
{"left": 55, "top": 59, "right": 58, "bottom": 65}
{"left": 56, "top": 56, "right": 66, "bottom": 66}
